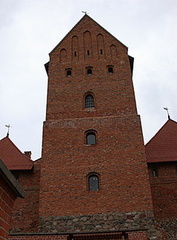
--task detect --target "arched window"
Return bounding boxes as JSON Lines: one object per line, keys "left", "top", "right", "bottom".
{"left": 88, "top": 174, "right": 99, "bottom": 191}
{"left": 86, "top": 66, "right": 93, "bottom": 75}
{"left": 85, "top": 94, "right": 94, "bottom": 108}
{"left": 86, "top": 131, "right": 96, "bottom": 145}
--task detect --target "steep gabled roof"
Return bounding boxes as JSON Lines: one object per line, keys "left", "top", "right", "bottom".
{"left": 50, "top": 14, "right": 127, "bottom": 54}
{"left": 145, "top": 119, "right": 177, "bottom": 163}
{"left": 0, "top": 137, "right": 33, "bottom": 170}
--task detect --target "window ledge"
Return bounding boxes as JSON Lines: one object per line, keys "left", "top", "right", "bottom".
{"left": 84, "top": 108, "right": 96, "bottom": 112}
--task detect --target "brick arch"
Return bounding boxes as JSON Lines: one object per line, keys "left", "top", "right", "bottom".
{"left": 83, "top": 31, "right": 92, "bottom": 58}
{"left": 97, "top": 33, "right": 105, "bottom": 59}
{"left": 60, "top": 48, "right": 67, "bottom": 62}
{"left": 110, "top": 44, "right": 118, "bottom": 58}
{"left": 72, "top": 35, "right": 79, "bottom": 60}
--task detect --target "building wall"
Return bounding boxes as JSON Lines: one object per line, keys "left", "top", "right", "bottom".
{"left": 10, "top": 161, "right": 41, "bottom": 233}
{"left": 148, "top": 162, "right": 177, "bottom": 239}
{"left": 39, "top": 15, "right": 155, "bottom": 237}
{"left": 0, "top": 176, "right": 16, "bottom": 239}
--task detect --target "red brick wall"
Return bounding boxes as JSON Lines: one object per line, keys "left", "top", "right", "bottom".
{"left": 148, "top": 162, "right": 177, "bottom": 239}
{"left": 41, "top": 116, "right": 152, "bottom": 217}
{"left": 148, "top": 162, "right": 177, "bottom": 220}
{"left": 9, "top": 235, "right": 67, "bottom": 240}
{"left": 0, "top": 177, "right": 16, "bottom": 240}
{"left": 10, "top": 161, "right": 40, "bottom": 233}
{"left": 128, "top": 231, "right": 148, "bottom": 240}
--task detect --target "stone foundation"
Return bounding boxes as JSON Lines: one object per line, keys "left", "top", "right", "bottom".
{"left": 39, "top": 211, "right": 156, "bottom": 238}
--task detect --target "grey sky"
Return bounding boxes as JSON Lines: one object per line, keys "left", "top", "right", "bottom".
{"left": 1, "top": 0, "right": 177, "bottom": 160}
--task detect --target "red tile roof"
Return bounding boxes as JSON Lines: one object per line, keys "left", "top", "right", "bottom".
{"left": 0, "top": 137, "right": 33, "bottom": 170}
{"left": 145, "top": 119, "right": 177, "bottom": 163}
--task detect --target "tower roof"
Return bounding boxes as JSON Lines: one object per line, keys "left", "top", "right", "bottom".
{"left": 145, "top": 119, "right": 177, "bottom": 163}
{"left": 0, "top": 137, "right": 33, "bottom": 170}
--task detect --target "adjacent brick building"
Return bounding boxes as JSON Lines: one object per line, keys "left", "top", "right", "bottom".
{"left": 2, "top": 14, "right": 177, "bottom": 240}
{"left": 0, "top": 136, "right": 40, "bottom": 234}
{"left": 0, "top": 159, "right": 24, "bottom": 240}
{"left": 146, "top": 119, "right": 177, "bottom": 239}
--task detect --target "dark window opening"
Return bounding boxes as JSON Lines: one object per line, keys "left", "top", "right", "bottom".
{"left": 66, "top": 69, "right": 72, "bottom": 76}
{"left": 87, "top": 68, "right": 92, "bottom": 75}
{"left": 89, "top": 175, "right": 99, "bottom": 191}
{"left": 108, "top": 66, "right": 114, "bottom": 74}
{"left": 74, "top": 51, "right": 77, "bottom": 57}
{"left": 85, "top": 94, "right": 94, "bottom": 108}
{"left": 87, "top": 50, "right": 90, "bottom": 55}
{"left": 86, "top": 132, "right": 96, "bottom": 145}
{"left": 100, "top": 49, "right": 103, "bottom": 54}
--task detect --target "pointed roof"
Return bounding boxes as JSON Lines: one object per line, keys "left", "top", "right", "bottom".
{"left": 50, "top": 14, "right": 127, "bottom": 54}
{"left": 145, "top": 119, "right": 177, "bottom": 163}
{"left": 0, "top": 137, "right": 33, "bottom": 170}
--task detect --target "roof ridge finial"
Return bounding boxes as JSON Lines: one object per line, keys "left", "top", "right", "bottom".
{"left": 82, "top": 11, "right": 88, "bottom": 15}
{"left": 5, "top": 124, "right": 11, "bottom": 137}
{"left": 163, "top": 107, "right": 170, "bottom": 120}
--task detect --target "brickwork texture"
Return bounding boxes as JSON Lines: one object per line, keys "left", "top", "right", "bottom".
{"left": 0, "top": 177, "right": 16, "bottom": 239}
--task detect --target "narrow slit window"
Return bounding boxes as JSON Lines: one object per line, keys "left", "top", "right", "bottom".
{"left": 87, "top": 50, "right": 90, "bottom": 55}
{"left": 152, "top": 168, "right": 158, "bottom": 177}
{"left": 85, "top": 94, "right": 94, "bottom": 108}
{"left": 74, "top": 51, "right": 77, "bottom": 57}
{"left": 66, "top": 70, "right": 72, "bottom": 76}
{"left": 100, "top": 49, "right": 103, "bottom": 55}
{"left": 108, "top": 66, "right": 114, "bottom": 74}
{"left": 87, "top": 68, "right": 92, "bottom": 75}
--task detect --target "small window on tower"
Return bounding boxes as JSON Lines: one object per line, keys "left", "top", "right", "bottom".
{"left": 86, "top": 66, "right": 93, "bottom": 75}
{"left": 86, "top": 131, "right": 96, "bottom": 145}
{"left": 88, "top": 174, "right": 99, "bottom": 191}
{"left": 85, "top": 94, "right": 94, "bottom": 108}
{"left": 66, "top": 68, "right": 72, "bottom": 77}
{"left": 107, "top": 65, "right": 114, "bottom": 74}
{"left": 100, "top": 49, "right": 103, "bottom": 55}
{"left": 87, "top": 50, "right": 90, "bottom": 55}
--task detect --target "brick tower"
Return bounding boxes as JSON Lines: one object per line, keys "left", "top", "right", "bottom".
{"left": 39, "top": 15, "right": 155, "bottom": 238}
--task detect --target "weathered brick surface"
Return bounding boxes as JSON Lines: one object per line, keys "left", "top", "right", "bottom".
{"left": 41, "top": 116, "right": 152, "bottom": 217}
{"left": 128, "top": 231, "right": 148, "bottom": 240}
{"left": 0, "top": 176, "right": 16, "bottom": 239}
{"left": 10, "top": 162, "right": 41, "bottom": 233}
{"left": 148, "top": 162, "right": 177, "bottom": 239}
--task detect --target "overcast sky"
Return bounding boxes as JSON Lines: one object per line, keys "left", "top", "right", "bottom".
{"left": 1, "top": 0, "right": 177, "bottom": 160}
